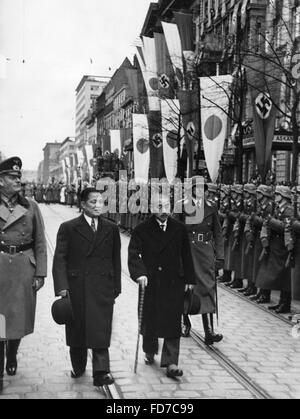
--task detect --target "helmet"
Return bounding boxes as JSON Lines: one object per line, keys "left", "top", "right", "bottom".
{"left": 207, "top": 183, "right": 218, "bottom": 194}
{"left": 257, "top": 185, "right": 274, "bottom": 198}
{"left": 220, "top": 185, "right": 231, "bottom": 195}
{"left": 275, "top": 185, "right": 292, "bottom": 201}
{"left": 243, "top": 184, "right": 256, "bottom": 195}
{"left": 231, "top": 184, "right": 244, "bottom": 195}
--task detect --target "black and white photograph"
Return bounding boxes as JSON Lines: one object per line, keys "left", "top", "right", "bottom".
{"left": 1, "top": 0, "right": 300, "bottom": 403}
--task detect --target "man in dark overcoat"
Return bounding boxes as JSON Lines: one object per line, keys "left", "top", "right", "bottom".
{"left": 0, "top": 157, "right": 47, "bottom": 393}
{"left": 128, "top": 194, "right": 195, "bottom": 378}
{"left": 52, "top": 187, "right": 121, "bottom": 387}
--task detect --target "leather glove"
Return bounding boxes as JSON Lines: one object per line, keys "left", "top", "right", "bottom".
{"left": 216, "top": 259, "right": 224, "bottom": 270}
{"left": 33, "top": 277, "right": 45, "bottom": 292}
{"left": 245, "top": 231, "right": 254, "bottom": 243}
{"left": 58, "top": 290, "right": 69, "bottom": 298}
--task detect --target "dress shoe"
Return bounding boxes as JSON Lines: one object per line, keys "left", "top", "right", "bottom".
{"left": 71, "top": 369, "right": 85, "bottom": 379}
{"left": 204, "top": 330, "right": 223, "bottom": 346}
{"left": 144, "top": 353, "right": 155, "bottom": 365}
{"left": 6, "top": 358, "right": 17, "bottom": 376}
{"left": 166, "top": 365, "right": 183, "bottom": 378}
{"left": 93, "top": 373, "right": 114, "bottom": 387}
{"left": 256, "top": 296, "right": 270, "bottom": 304}
{"left": 230, "top": 279, "right": 244, "bottom": 289}
{"left": 275, "top": 304, "right": 291, "bottom": 314}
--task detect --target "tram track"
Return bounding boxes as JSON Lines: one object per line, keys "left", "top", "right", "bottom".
{"left": 43, "top": 206, "right": 122, "bottom": 400}
{"left": 43, "top": 205, "right": 276, "bottom": 399}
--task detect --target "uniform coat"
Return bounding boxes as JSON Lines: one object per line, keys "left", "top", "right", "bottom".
{"left": 0, "top": 197, "right": 47, "bottom": 340}
{"left": 175, "top": 200, "right": 224, "bottom": 314}
{"left": 128, "top": 216, "right": 195, "bottom": 339}
{"left": 292, "top": 219, "right": 300, "bottom": 301}
{"left": 52, "top": 215, "right": 121, "bottom": 349}
{"left": 256, "top": 205, "right": 293, "bottom": 292}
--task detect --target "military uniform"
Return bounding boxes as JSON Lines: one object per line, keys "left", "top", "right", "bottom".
{"left": 240, "top": 184, "right": 257, "bottom": 296}
{"left": 0, "top": 157, "right": 47, "bottom": 393}
{"left": 250, "top": 185, "right": 274, "bottom": 304}
{"left": 285, "top": 186, "right": 300, "bottom": 302}
{"left": 226, "top": 185, "right": 244, "bottom": 289}
{"left": 256, "top": 186, "right": 293, "bottom": 313}
{"left": 174, "top": 178, "right": 224, "bottom": 345}
{"left": 218, "top": 185, "right": 232, "bottom": 284}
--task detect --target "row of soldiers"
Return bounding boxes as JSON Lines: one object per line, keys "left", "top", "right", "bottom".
{"left": 206, "top": 183, "right": 300, "bottom": 314}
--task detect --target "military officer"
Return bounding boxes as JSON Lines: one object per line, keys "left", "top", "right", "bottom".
{"left": 218, "top": 185, "right": 232, "bottom": 284}
{"left": 256, "top": 186, "right": 293, "bottom": 313}
{"left": 174, "top": 178, "right": 224, "bottom": 345}
{"left": 0, "top": 157, "right": 47, "bottom": 393}
{"left": 226, "top": 185, "right": 244, "bottom": 289}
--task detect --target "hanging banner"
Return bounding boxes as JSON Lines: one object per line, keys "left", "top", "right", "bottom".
{"left": 246, "top": 58, "right": 281, "bottom": 181}
{"left": 154, "top": 32, "right": 175, "bottom": 99}
{"left": 148, "top": 110, "right": 165, "bottom": 179}
{"left": 207, "top": 0, "right": 212, "bottom": 27}
{"left": 177, "top": 89, "right": 199, "bottom": 178}
{"left": 85, "top": 144, "right": 94, "bottom": 182}
{"left": 65, "top": 156, "right": 71, "bottom": 185}
{"left": 215, "top": 0, "right": 220, "bottom": 19}
{"left": 221, "top": 0, "right": 226, "bottom": 17}
{"left": 161, "top": 99, "right": 180, "bottom": 183}
{"left": 162, "top": 22, "right": 184, "bottom": 89}
{"left": 61, "top": 159, "right": 67, "bottom": 182}
{"left": 132, "top": 114, "right": 150, "bottom": 183}
{"left": 230, "top": 1, "right": 241, "bottom": 35}
{"left": 120, "top": 128, "right": 131, "bottom": 169}
{"left": 241, "top": 0, "right": 249, "bottom": 29}
{"left": 0, "top": 314, "right": 6, "bottom": 340}
{"left": 200, "top": 75, "right": 233, "bottom": 183}
{"left": 76, "top": 149, "right": 85, "bottom": 167}
{"left": 110, "top": 130, "right": 121, "bottom": 155}
{"left": 174, "top": 12, "right": 196, "bottom": 88}
{"left": 136, "top": 38, "right": 160, "bottom": 111}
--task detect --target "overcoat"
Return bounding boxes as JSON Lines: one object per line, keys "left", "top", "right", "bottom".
{"left": 256, "top": 204, "right": 293, "bottom": 292}
{"left": 0, "top": 196, "right": 47, "bottom": 340}
{"left": 292, "top": 219, "right": 300, "bottom": 301}
{"left": 52, "top": 215, "right": 121, "bottom": 348}
{"left": 128, "top": 216, "right": 195, "bottom": 339}
{"left": 175, "top": 200, "right": 224, "bottom": 314}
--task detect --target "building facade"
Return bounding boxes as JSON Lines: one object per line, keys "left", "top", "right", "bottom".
{"left": 42, "top": 142, "right": 61, "bottom": 184}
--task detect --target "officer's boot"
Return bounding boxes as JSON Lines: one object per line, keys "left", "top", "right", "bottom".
{"left": 244, "top": 283, "right": 257, "bottom": 297}
{"left": 0, "top": 341, "right": 5, "bottom": 393}
{"left": 203, "top": 314, "right": 223, "bottom": 346}
{"left": 218, "top": 270, "right": 232, "bottom": 284}
{"left": 275, "top": 291, "right": 292, "bottom": 314}
{"left": 6, "top": 339, "right": 21, "bottom": 376}
{"left": 182, "top": 315, "right": 191, "bottom": 338}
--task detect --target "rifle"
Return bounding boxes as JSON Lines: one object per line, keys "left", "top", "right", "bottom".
{"left": 259, "top": 201, "right": 274, "bottom": 261}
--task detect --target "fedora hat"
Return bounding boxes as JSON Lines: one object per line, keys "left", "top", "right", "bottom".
{"left": 51, "top": 294, "right": 74, "bottom": 326}
{"left": 183, "top": 289, "right": 201, "bottom": 316}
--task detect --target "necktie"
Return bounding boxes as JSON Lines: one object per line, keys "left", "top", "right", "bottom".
{"left": 91, "top": 218, "right": 96, "bottom": 233}
{"left": 160, "top": 223, "right": 166, "bottom": 232}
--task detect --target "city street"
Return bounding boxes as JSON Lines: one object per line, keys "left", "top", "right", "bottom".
{"left": 0, "top": 204, "right": 300, "bottom": 399}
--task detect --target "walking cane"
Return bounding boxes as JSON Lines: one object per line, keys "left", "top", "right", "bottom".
{"left": 134, "top": 284, "right": 145, "bottom": 374}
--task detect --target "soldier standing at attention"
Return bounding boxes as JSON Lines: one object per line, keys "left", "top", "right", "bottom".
{"left": 0, "top": 157, "right": 47, "bottom": 393}
{"left": 256, "top": 186, "right": 293, "bottom": 313}
{"left": 218, "top": 185, "right": 232, "bottom": 284}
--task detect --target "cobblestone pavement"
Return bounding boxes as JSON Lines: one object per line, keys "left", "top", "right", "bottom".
{"left": 1, "top": 204, "right": 300, "bottom": 399}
